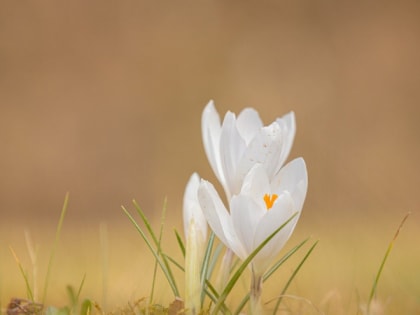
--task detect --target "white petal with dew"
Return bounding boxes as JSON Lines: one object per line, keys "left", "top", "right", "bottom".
{"left": 271, "top": 157, "right": 308, "bottom": 211}
{"left": 236, "top": 108, "right": 263, "bottom": 145}
{"left": 198, "top": 180, "right": 242, "bottom": 255}
{"left": 276, "top": 111, "right": 296, "bottom": 170}
{"left": 236, "top": 122, "right": 283, "bottom": 184}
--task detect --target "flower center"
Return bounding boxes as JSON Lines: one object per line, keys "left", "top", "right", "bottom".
{"left": 263, "top": 194, "right": 278, "bottom": 210}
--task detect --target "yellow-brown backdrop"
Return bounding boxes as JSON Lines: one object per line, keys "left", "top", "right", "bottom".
{"left": 0, "top": 1, "right": 419, "bottom": 313}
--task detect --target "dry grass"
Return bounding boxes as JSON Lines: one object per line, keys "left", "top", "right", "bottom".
{"left": 1, "top": 212, "right": 419, "bottom": 314}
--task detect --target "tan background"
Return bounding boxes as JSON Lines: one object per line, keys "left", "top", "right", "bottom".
{"left": 0, "top": 1, "right": 419, "bottom": 312}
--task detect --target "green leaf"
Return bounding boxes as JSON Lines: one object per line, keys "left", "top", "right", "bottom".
{"left": 206, "top": 243, "right": 224, "bottom": 281}
{"left": 132, "top": 200, "right": 179, "bottom": 296}
{"left": 66, "top": 285, "right": 77, "bottom": 308}
{"left": 122, "top": 205, "right": 179, "bottom": 296}
{"left": 76, "top": 274, "right": 87, "bottom": 305}
{"left": 43, "top": 192, "right": 70, "bottom": 304}
{"left": 9, "top": 247, "right": 34, "bottom": 301}
{"left": 272, "top": 240, "right": 318, "bottom": 314}
{"left": 200, "top": 232, "right": 215, "bottom": 305}
{"left": 205, "top": 280, "right": 230, "bottom": 314}
{"left": 66, "top": 274, "right": 87, "bottom": 312}
{"left": 367, "top": 212, "right": 410, "bottom": 314}
{"left": 264, "top": 238, "right": 310, "bottom": 280}
{"left": 80, "top": 299, "right": 94, "bottom": 315}
{"left": 204, "top": 280, "right": 219, "bottom": 303}
{"left": 174, "top": 228, "right": 186, "bottom": 258}
{"left": 164, "top": 254, "right": 185, "bottom": 272}
{"left": 150, "top": 201, "right": 169, "bottom": 304}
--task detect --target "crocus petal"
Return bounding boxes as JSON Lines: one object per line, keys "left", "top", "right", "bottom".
{"left": 271, "top": 157, "right": 308, "bottom": 211}
{"left": 230, "top": 195, "right": 265, "bottom": 259}
{"left": 201, "top": 101, "right": 226, "bottom": 188}
{"left": 252, "top": 192, "right": 297, "bottom": 275}
{"left": 276, "top": 111, "right": 296, "bottom": 170}
{"left": 240, "top": 164, "right": 271, "bottom": 210}
{"left": 220, "top": 111, "right": 247, "bottom": 197}
{"left": 183, "top": 173, "right": 207, "bottom": 240}
{"left": 197, "top": 179, "right": 243, "bottom": 255}
{"left": 235, "top": 108, "right": 263, "bottom": 145}
{"left": 236, "top": 122, "right": 284, "bottom": 186}
{"left": 236, "top": 111, "right": 295, "bottom": 183}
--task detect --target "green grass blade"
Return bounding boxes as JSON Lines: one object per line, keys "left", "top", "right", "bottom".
{"left": 99, "top": 223, "right": 109, "bottom": 310}
{"left": 206, "top": 243, "right": 224, "bottom": 280}
{"left": 211, "top": 212, "right": 298, "bottom": 315}
{"left": 9, "top": 246, "right": 34, "bottom": 301}
{"left": 66, "top": 285, "right": 77, "bottom": 308}
{"left": 264, "top": 237, "right": 310, "bottom": 280}
{"left": 272, "top": 240, "right": 318, "bottom": 314}
{"left": 200, "top": 242, "right": 224, "bottom": 306}
{"left": 205, "top": 280, "right": 231, "bottom": 314}
{"left": 205, "top": 279, "right": 219, "bottom": 301}
{"left": 80, "top": 299, "right": 93, "bottom": 315}
{"left": 200, "top": 232, "right": 216, "bottom": 305}
{"left": 132, "top": 199, "right": 179, "bottom": 296}
{"left": 76, "top": 274, "right": 87, "bottom": 303}
{"left": 132, "top": 199, "right": 159, "bottom": 244}
{"left": 174, "top": 228, "right": 186, "bottom": 258}
{"left": 233, "top": 291, "right": 249, "bottom": 315}
{"left": 67, "top": 282, "right": 88, "bottom": 314}
{"left": 122, "top": 205, "right": 179, "bottom": 296}
{"left": 150, "top": 201, "right": 168, "bottom": 305}
{"left": 42, "top": 192, "right": 69, "bottom": 304}
{"left": 201, "top": 232, "right": 216, "bottom": 280}
{"left": 24, "top": 230, "right": 38, "bottom": 301}
{"left": 164, "top": 254, "right": 185, "bottom": 272}
{"left": 367, "top": 212, "right": 410, "bottom": 314}
{"left": 233, "top": 238, "right": 310, "bottom": 315}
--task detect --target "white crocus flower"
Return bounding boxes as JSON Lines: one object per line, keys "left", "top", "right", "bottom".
{"left": 198, "top": 158, "right": 307, "bottom": 310}
{"left": 183, "top": 173, "right": 208, "bottom": 241}
{"left": 202, "top": 100, "right": 296, "bottom": 201}
{"left": 183, "top": 173, "right": 208, "bottom": 315}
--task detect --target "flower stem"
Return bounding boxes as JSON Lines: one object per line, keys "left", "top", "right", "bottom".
{"left": 250, "top": 272, "right": 263, "bottom": 314}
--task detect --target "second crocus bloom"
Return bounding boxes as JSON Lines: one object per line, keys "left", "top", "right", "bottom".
{"left": 183, "top": 173, "right": 208, "bottom": 314}
{"left": 197, "top": 157, "right": 308, "bottom": 278}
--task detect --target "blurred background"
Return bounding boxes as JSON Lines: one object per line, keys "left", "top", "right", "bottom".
{"left": 0, "top": 0, "right": 419, "bottom": 313}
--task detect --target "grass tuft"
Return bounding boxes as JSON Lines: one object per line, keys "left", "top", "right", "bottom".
{"left": 122, "top": 201, "right": 180, "bottom": 297}
{"left": 150, "top": 199, "right": 169, "bottom": 309}
{"left": 174, "top": 228, "right": 186, "bottom": 258}
{"left": 366, "top": 212, "right": 410, "bottom": 314}
{"left": 9, "top": 246, "right": 35, "bottom": 301}
{"left": 233, "top": 237, "right": 311, "bottom": 315}
{"left": 211, "top": 212, "right": 299, "bottom": 315}
{"left": 42, "top": 192, "right": 70, "bottom": 305}
{"left": 272, "top": 240, "right": 319, "bottom": 314}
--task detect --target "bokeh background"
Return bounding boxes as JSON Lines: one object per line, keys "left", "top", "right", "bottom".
{"left": 1, "top": 1, "right": 419, "bottom": 313}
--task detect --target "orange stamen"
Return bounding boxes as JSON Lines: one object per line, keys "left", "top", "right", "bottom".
{"left": 263, "top": 194, "right": 278, "bottom": 210}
